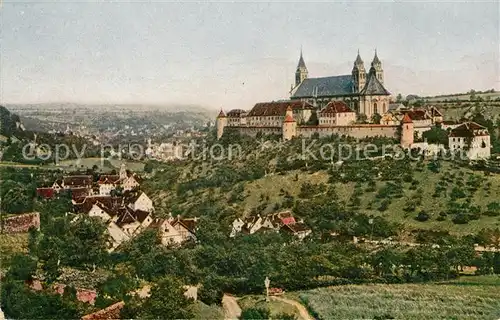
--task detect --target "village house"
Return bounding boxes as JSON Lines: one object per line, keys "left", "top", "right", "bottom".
{"left": 449, "top": 122, "right": 491, "bottom": 159}
{"left": 97, "top": 175, "right": 121, "bottom": 196}
{"left": 62, "top": 175, "right": 93, "bottom": 190}
{"left": 230, "top": 211, "right": 312, "bottom": 239}
{"left": 125, "top": 191, "right": 154, "bottom": 213}
{"left": 149, "top": 216, "right": 198, "bottom": 245}
{"left": 281, "top": 222, "right": 312, "bottom": 240}
{"left": 84, "top": 199, "right": 153, "bottom": 251}
{"left": 318, "top": 101, "right": 357, "bottom": 126}
{"left": 244, "top": 100, "right": 315, "bottom": 127}
{"left": 230, "top": 218, "right": 245, "bottom": 238}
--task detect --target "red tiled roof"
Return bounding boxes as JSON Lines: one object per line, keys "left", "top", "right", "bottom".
{"left": 115, "top": 209, "right": 137, "bottom": 226}
{"left": 123, "top": 190, "right": 143, "bottom": 204}
{"left": 283, "top": 222, "right": 311, "bottom": 234}
{"left": 172, "top": 218, "right": 197, "bottom": 234}
{"left": 247, "top": 101, "right": 314, "bottom": 117}
{"left": 319, "top": 101, "right": 354, "bottom": 114}
{"left": 97, "top": 175, "right": 120, "bottom": 185}
{"left": 36, "top": 187, "right": 55, "bottom": 199}
{"left": 403, "top": 110, "right": 430, "bottom": 121}
{"left": 227, "top": 109, "right": 247, "bottom": 117}
{"left": 134, "top": 210, "right": 150, "bottom": 223}
{"left": 449, "top": 122, "right": 490, "bottom": 137}
{"left": 402, "top": 113, "right": 413, "bottom": 124}
{"left": 63, "top": 175, "right": 93, "bottom": 188}
{"left": 74, "top": 196, "right": 123, "bottom": 213}
{"left": 281, "top": 216, "right": 296, "bottom": 225}
{"left": 284, "top": 112, "right": 295, "bottom": 123}
{"left": 81, "top": 301, "right": 124, "bottom": 320}
{"left": 71, "top": 187, "right": 91, "bottom": 200}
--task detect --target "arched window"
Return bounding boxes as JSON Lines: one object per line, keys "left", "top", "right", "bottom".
{"left": 481, "top": 140, "right": 487, "bottom": 148}
{"left": 374, "top": 103, "right": 378, "bottom": 115}
{"left": 383, "top": 102, "right": 386, "bottom": 113}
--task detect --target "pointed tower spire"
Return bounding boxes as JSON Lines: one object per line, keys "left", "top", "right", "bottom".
{"left": 372, "top": 48, "right": 381, "bottom": 65}
{"left": 354, "top": 49, "right": 364, "bottom": 65}
{"left": 352, "top": 50, "right": 366, "bottom": 93}
{"left": 297, "top": 48, "right": 306, "bottom": 69}
{"left": 294, "top": 48, "right": 308, "bottom": 87}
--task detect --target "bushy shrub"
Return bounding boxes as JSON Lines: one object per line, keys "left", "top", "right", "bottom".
{"left": 415, "top": 211, "right": 430, "bottom": 222}
{"left": 452, "top": 213, "right": 469, "bottom": 224}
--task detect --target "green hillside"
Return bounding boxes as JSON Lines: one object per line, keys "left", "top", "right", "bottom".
{"left": 144, "top": 133, "right": 500, "bottom": 237}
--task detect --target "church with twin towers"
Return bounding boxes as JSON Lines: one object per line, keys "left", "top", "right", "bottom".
{"left": 289, "top": 49, "right": 391, "bottom": 118}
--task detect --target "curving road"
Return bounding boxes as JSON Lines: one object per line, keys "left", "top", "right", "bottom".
{"left": 222, "top": 294, "right": 241, "bottom": 320}
{"left": 271, "top": 296, "right": 314, "bottom": 320}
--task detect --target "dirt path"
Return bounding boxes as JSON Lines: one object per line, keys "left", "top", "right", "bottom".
{"left": 271, "top": 296, "right": 314, "bottom": 320}
{"left": 222, "top": 294, "right": 241, "bottom": 320}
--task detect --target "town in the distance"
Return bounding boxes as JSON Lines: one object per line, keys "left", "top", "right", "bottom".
{"left": 1, "top": 2, "right": 500, "bottom": 320}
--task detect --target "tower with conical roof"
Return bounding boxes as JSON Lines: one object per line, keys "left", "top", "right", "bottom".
{"left": 295, "top": 49, "right": 308, "bottom": 87}
{"left": 282, "top": 106, "right": 297, "bottom": 141}
{"left": 352, "top": 50, "right": 366, "bottom": 93}
{"left": 400, "top": 113, "right": 414, "bottom": 148}
{"left": 216, "top": 109, "right": 227, "bottom": 140}
{"left": 369, "top": 49, "right": 384, "bottom": 84}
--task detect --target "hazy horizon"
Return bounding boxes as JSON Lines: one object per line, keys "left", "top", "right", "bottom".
{"left": 1, "top": 1, "right": 499, "bottom": 109}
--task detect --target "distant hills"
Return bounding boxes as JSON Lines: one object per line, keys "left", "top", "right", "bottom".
{"left": 0, "top": 106, "right": 26, "bottom": 138}
{"left": 6, "top": 102, "right": 216, "bottom": 115}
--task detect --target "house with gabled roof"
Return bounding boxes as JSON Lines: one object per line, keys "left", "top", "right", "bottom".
{"left": 231, "top": 211, "right": 311, "bottom": 240}
{"left": 125, "top": 191, "right": 154, "bottom": 213}
{"left": 281, "top": 222, "right": 312, "bottom": 240}
{"left": 449, "top": 122, "right": 491, "bottom": 159}
{"left": 149, "top": 216, "right": 198, "bottom": 245}
{"left": 245, "top": 100, "right": 315, "bottom": 127}
{"left": 97, "top": 175, "right": 121, "bottom": 196}
{"left": 318, "top": 101, "right": 357, "bottom": 126}
{"left": 62, "top": 175, "right": 93, "bottom": 190}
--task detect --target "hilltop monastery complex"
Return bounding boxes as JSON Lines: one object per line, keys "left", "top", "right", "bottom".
{"left": 215, "top": 50, "right": 492, "bottom": 159}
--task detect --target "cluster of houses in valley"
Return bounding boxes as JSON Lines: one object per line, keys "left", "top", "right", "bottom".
{"left": 36, "top": 163, "right": 198, "bottom": 251}
{"left": 231, "top": 211, "right": 312, "bottom": 240}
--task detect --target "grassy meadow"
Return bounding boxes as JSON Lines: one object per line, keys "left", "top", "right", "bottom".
{"left": 297, "top": 276, "right": 500, "bottom": 320}
{"left": 45, "top": 157, "right": 145, "bottom": 172}
{"left": 0, "top": 233, "right": 29, "bottom": 267}
{"left": 238, "top": 295, "right": 301, "bottom": 319}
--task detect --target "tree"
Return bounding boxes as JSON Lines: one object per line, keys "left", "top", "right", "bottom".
{"left": 1, "top": 279, "right": 81, "bottom": 319}
{"left": 144, "top": 162, "right": 154, "bottom": 173}
{"left": 371, "top": 113, "right": 382, "bottom": 124}
{"left": 396, "top": 93, "right": 403, "bottom": 102}
{"left": 356, "top": 113, "right": 368, "bottom": 124}
{"left": 1, "top": 183, "right": 33, "bottom": 214}
{"left": 274, "top": 313, "right": 298, "bottom": 320}
{"left": 37, "top": 216, "right": 109, "bottom": 270}
{"left": 198, "top": 275, "right": 224, "bottom": 305}
{"left": 6, "top": 254, "right": 37, "bottom": 281}
{"left": 138, "top": 276, "right": 194, "bottom": 319}
{"left": 240, "top": 307, "right": 271, "bottom": 320}
{"left": 422, "top": 126, "right": 448, "bottom": 145}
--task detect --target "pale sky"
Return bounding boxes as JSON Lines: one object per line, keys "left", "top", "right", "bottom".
{"left": 1, "top": 1, "right": 499, "bottom": 109}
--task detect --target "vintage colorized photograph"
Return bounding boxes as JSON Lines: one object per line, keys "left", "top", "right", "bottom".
{"left": 0, "top": 1, "right": 499, "bottom": 319}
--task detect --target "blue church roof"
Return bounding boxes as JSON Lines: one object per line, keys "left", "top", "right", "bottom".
{"left": 291, "top": 75, "right": 355, "bottom": 98}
